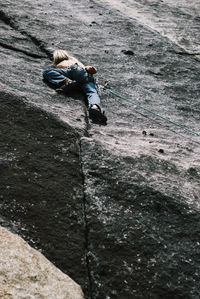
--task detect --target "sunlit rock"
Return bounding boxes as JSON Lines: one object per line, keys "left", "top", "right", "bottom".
{"left": 0, "top": 226, "right": 84, "bottom": 299}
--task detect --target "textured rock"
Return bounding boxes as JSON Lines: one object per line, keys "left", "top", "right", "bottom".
{"left": 99, "top": 0, "right": 200, "bottom": 57}
{"left": 0, "top": 91, "right": 88, "bottom": 293}
{"left": 0, "top": 226, "right": 84, "bottom": 299}
{"left": 0, "top": 0, "right": 200, "bottom": 298}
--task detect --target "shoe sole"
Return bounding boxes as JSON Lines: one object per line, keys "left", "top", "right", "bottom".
{"left": 89, "top": 108, "right": 107, "bottom": 123}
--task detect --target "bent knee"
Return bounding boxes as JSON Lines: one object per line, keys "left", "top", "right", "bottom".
{"left": 42, "top": 69, "right": 51, "bottom": 80}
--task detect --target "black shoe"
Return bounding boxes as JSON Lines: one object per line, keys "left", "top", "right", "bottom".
{"left": 88, "top": 105, "right": 107, "bottom": 124}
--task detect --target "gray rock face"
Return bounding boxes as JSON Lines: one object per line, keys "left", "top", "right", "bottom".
{"left": 0, "top": 0, "right": 200, "bottom": 298}
{"left": 99, "top": 0, "right": 200, "bottom": 57}
{"left": 0, "top": 91, "right": 88, "bottom": 292}
{"left": 0, "top": 226, "right": 84, "bottom": 299}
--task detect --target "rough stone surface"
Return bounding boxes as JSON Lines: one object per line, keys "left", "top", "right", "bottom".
{"left": 0, "top": 91, "right": 88, "bottom": 291}
{"left": 0, "top": 0, "right": 200, "bottom": 298}
{"left": 0, "top": 226, "right": 84, "bottom": 299}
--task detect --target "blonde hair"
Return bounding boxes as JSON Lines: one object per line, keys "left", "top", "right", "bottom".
{"left": 53, "top": 49, "right": 71, "bottom": 65}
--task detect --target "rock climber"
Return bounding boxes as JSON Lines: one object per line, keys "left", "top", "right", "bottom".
{"left": 43, "top": 49, "right": 107, "bottom": 124}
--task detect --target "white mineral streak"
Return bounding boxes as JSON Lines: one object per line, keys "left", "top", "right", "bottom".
{"left": 0, "top": 226, "right": 84, "bottom": 299}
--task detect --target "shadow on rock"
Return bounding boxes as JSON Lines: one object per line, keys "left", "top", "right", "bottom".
{"left": 0, "top": 90, "right": 89, "bottom": 295}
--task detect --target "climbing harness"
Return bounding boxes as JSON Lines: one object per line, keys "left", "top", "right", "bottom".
{"left": 101, "top": 85, "right": 200, "bottom": 137}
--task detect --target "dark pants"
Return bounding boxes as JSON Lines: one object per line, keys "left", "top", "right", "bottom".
{"left": 43, "top": 64, "right": 102, "bottom": 107}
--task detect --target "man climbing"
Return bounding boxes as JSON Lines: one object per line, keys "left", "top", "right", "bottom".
{"left": 43, "top": 49, "right": 107, "bottom": 124}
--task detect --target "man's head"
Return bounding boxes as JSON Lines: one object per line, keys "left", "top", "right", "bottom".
{"left": 53, "top": 49, "right": 70, "bottom": 65}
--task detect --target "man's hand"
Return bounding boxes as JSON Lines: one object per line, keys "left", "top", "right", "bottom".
{"left": 65, "top": 78, "right": 72, "bottom": 83}
{"left": 85, "top": 66, "right": 97, "bottom": 74}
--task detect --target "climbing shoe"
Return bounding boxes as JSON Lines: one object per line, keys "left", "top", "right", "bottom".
{"left": 88, "top": 105, "right": 107, "bottom": 124}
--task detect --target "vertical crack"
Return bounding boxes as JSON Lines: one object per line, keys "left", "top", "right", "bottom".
{"left": 79, "top": 137, "right": 93, "bottom": 299}
{"left": 79, "top": 107, "right": 93, "bottom": 298}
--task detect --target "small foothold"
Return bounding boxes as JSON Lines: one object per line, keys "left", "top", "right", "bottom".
{"left": 158, "top": 149, "right": 164, "bottom": 153}
{"left": 149, "top": 133, "right": 154, "bottom": 136}
{"left": 142, "top": 130, "right": 147, "bottom": 136}
{"left": 121, "top": 50, "right": 134, "bottom": 56}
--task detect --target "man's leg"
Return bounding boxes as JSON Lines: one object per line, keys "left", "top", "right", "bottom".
{"left": 43, "top": 68, "right": 72, "bottom": 86}
{"left": 81, "top": 82, "right": 102, "bottom": 108}
{"left": 81, "top": 82, "right": 107, "bottom": 123}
